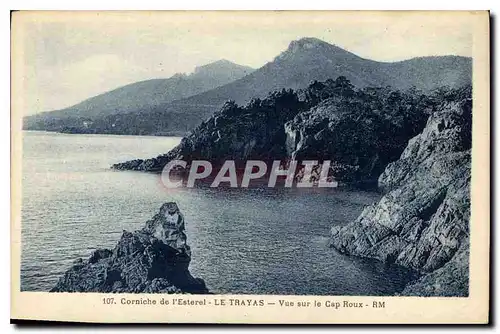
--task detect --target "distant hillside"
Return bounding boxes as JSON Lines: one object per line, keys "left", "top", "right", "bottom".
{"left": 24, "top": 37, "right": 472, "bottom": 136}
{"left": 23, "top": 59, "right": 254, "bottom": 133}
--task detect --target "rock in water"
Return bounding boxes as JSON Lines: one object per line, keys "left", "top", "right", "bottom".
{"left": 330, "top": 95, "right": 472, "bottom": 297}
{"left": 143, "top": 202, "right": 191, "bottom": 256}
{"left": 50, "top": 203, "right": 208, "bottom": 293}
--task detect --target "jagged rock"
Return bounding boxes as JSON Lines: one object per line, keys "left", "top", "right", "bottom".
{"left": 402, "top": 248, "right": 469, "bottom": 297}
{"left": 379, "top": 99, "right": 472, "bottom": 191}
{"left": 142, "top": 202, "right": 190, "bottom": 256}
{"left": 50, "top": 202, "right": 208, "bottom": 293}
{"left": 330, "top": 97, "right": 472, "bottom": 296}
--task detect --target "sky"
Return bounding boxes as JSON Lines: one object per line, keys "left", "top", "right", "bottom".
{"left": 14, "top": 11, "right": 475, "bottom": 115}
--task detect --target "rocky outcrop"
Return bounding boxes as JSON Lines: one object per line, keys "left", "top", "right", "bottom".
{"left": 402, "top": 248, "right": 469, "bottom": 296}
{"left": 112, "top": 79, "right": 435, "bottom": 187}
{"left": 330, "top": 96, "right": 472, "bottom": 296}
{"left": 112, "top": 90, "right": 305, "bottom": 173}
{"left": 378, "top": 98, "right": 472, "bottom": 192}
{"left": 50, "top": 203, "right": 208, "bottom": 293}
{"left": 285, "top": 88, "right": 430, "bottom": 184}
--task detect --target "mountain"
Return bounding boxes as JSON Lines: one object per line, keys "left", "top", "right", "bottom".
{"left": 23, "top": 60, "right": 254, "bottom": 134}
{"left": 24, "top": 37, "right": 472, "bottom": 136}
{"left": 184, "top": 37, "right": 471, "bottom": 107}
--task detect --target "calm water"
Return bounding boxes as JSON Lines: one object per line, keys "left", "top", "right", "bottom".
{"left": 21, "top": 131, "right": 416, "bottom": 295}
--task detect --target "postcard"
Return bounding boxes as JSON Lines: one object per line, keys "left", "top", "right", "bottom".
{"left": 11, "top": 10, "right": 490, "bottom": 324}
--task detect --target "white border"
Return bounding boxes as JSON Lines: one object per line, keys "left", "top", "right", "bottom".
{"left": 3, "top": 2, "right": 497, "bottom": 333}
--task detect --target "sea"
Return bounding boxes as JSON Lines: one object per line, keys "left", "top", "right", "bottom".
{"left": 20, "top": 131, "right": 417, "bottom": 295}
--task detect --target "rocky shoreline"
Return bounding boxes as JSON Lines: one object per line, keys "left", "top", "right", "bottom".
{"left": 330, "top": 96, "right": 471, "bottom": 296}
{"left": 109, "top": 80, "right": 472, "bottom": 296}
{"left": 112, "top": 78, "right": 437, "bottom": 185}
{"left": 50, "top": 203, "right": 208, "bottom": 294}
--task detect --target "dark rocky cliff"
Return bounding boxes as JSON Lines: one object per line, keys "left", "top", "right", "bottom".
{"left": 330, "top": 95, "right": 472, "bottom": 296}
{"left": 112, "top": 89, "right": 306, "bottom": 173}
{"left": 50, "top": 203, "right": 208, "bottom": 293}
{"left": 112, "top": 78, "right": 440, "bottom": 187}
{"left": 284, "top": 85, "right": 431, "bottom": 184}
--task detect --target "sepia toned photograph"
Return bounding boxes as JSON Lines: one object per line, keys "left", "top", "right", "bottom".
{"left": 10, "top": 10, "right": 490, "bottom": 324}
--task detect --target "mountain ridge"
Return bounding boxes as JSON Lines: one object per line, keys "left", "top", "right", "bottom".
{"left": 24, "top": 59, "right": 254, "bottom": 129}
{"left": 24, "top": 37, "right": 472, "bottom": 136}
{"left": 134, "top": 38, "right": 471, "bottom": 110}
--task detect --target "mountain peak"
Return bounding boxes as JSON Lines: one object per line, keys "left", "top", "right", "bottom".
{"left": 293, "top": 37, "right": 330, "bottom": 46}
{"left": 194, "top": 59, "right": 253, "bottom": 75}
{"left": 211, "top": 59, "right": 238, "bottom": 66}
{"left": 276, "top": 37, "right": 354, "bottom": 62}
{"left": 287, "top": 37, "right": 334, "bottom": 51}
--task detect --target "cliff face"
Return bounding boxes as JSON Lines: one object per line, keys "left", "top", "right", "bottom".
{"left": 285, "top": 91, "right": 429, "bottom": 184}
{"left": 51, "top": 203, "right": 208, "bottom": 293}
{"left": 28, "top": 38, "right": 470, "bottom": 137}
{"left": 330, "top": 97, "right": 472, "bottom": 296}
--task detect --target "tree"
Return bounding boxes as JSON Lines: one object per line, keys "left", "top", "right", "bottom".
{"left": 333, "top": 76, "right": 354, "bottom": 97}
